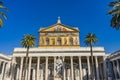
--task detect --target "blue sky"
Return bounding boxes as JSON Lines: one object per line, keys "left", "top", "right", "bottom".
{"left": 0, "top": 0, "right": 120, "bottom": 54}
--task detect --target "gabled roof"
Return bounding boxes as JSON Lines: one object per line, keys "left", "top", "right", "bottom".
{"left": 39, "top": 23, "right": 79, "bottom": 33}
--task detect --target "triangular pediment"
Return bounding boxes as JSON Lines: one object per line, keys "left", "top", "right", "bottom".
{"left": 40, "top": 24, "right": 79, "bottom": 32}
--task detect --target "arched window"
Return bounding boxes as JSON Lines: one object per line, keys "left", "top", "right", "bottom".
{"left": 57, "top": 38, "right": 62, "bottom": 45}
{"left": 69, "top": 37, "right": 73, "bottom": 45}
{"left": 46, "top": 38, "right": 49, "bottom": 45}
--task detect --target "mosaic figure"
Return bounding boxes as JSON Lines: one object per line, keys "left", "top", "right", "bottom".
{"left": 40, "top": 38, "right": 44, "bottom": 45}
{"left": 64, "top": 38, "right": 67, "bottom": 45}
{"left": 74, "top": 37, "right": 78, "bottom": 45}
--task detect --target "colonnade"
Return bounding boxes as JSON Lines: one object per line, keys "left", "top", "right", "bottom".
{"left": 108, "top": 59, "right": 120, "bottom": 80}
{"left": 12, "top": 56, "right": 107, "bottom": 80}
{"left": 0, "top": 61, "right": 11, "bottom": 80}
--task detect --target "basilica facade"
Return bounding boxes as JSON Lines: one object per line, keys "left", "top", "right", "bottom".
{"left": 0, "top": 18, "right": 108, "bottom": 80}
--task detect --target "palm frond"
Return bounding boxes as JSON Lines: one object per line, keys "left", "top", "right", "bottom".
{"left": 0, "top": 6, "right": 9, "bottom": 11}
{"left": 107, "top": 8, "right": 119, "bottom": 14}
{"left": 0, "top": 12, "right": 7, "bottom": 19}
{"left": 110, "top": 14, "right": 120, "bottom": 30}
{"left": 21, "top": 34, "right": 36, "bottom": 48}
{"left": 0, "top": 1, "right": 9, "bottom": 11}
{"left": 0, "top": 18, "right": 3, "bottom": 27}
{"left": 84, "top": 33, "right": 98, "bottom": 46}
{"left": 108, "top": 1, "right": 118, "bottom": 7}
{"left": 107, "top": 0, "right": 120, "bottom": 30}
{"left": 0, "top": 1, "right": 9, "bottom": 27}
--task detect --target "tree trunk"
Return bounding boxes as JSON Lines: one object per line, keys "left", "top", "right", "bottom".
{"left": 23, "top": 47, "right": 29, "bottom": 80}
{"left": 90, "top": 43, "right": 95, "bottom": 80}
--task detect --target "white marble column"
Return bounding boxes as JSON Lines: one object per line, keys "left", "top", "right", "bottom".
{"left": 67, "top": 69, "right": 71, "bottom": 80}
{"left": 28, "top": 57, "right": 32, "bottom": 80}
{"left": 0, "top": 61, "right": 1, "bottom": 67}
{"left": 25, "top": 68, "right": 28, "bottom": 80}
{"left": 1, "top": 62, "right": 6, "bottom": 80}
{"left": 63, "top": 57, "right": 66, "bottom": 80}
{"left": 37, "top": 57, "right": 40, "bottom": 80}
{"left": 95, "top": 56, "right": 99, "bottom": 80}
{"left": 40, "top": 69, "right": 43, "bottom": 80}
{"left": 0, "top": 61, "right": 2, "bottom": 75}
{"left": 19, "top": 57, "right": 24, "bottom": 80}
{"left": 45, "top": 57, "right": 48, "bottom": 80}
{"left": 16, "top": 66, "right": 20, "bottom": 80}
{"left": 103, "top": 56, "right": 107, "bottom": 80}
{"left": 112, "top": 61, "right": 117, "bottom": 79}
{"left": 54, "top": 56, "right": 56, "bottom": 80}
{"left": 87, "top": 56, "right": 90, "bottom": 80}
{"left": 78, "top": 56, "right": 83, "bottom": 80}
{"left": 99, "top": 63, "right": 103, "bottom": 80}
{"left": 116, "top": 59, "right": 120, "bottom": 78}
{"left": 32, "top": 68, "right": 36, "bottom": 80}
{"left": 11, "top": 57, "right": 16, "bottom": 80}
{"left": 70, "top": 56, "right": 74, "bottom": 80}
{"left": 3, "top": 62, "right": 7, "bottom": 80}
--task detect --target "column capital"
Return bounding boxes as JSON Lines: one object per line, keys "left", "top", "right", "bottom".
{"left": 62, "top": 56, "right": 65, "bottom": 61}
{"left": 95, "top": 56, "right": 98, "bottom": 58}
{"left": 87, "top": 56, "right": 90, "bottom": 58}
{"left": 62, "top": 56, "right": 65, "bottom": 58}
{"left": 112, "top": 60, "right": 115, "bottom": 63}
{"left": 12, "top": 57, "right": 16, "bottom": 60}
{"left": 29, "top": 57, "right": 32, "bottom": 59}
{"left": 46, "top": 56, "right": 48, "bottom": 58}
{"left": 21, "top": 57, "right": 24, "bottom": 59}
{"left": 103, "top": 56, "right": 107, "bottom": 60}
{"left": 116, "top": 59, "right": 119, "bottom": 61}
{"left": 37, "top": 56, "right": 40, "bottom": 59}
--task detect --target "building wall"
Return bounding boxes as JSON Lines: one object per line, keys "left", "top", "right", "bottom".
{"left": 38, "top": 23, "right": 80, "bottom": 48}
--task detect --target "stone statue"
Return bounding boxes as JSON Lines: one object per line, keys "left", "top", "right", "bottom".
{"left": 55, "top": 56, "right": 63, "bottom": 78}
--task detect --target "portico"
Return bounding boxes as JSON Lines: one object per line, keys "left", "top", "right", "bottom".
{"left": 0, "top": 53, "right": 11, "bottom": 80}
{"left": 12, "top": 47, "right": 107, "bottom": 80}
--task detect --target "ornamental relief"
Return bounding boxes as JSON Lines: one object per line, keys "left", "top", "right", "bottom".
{"left": 40, "top": 33, "right": 78, "bottom": 37}
{"left": 40, "top": 37, "right": 79, "bottom": 46}
{"left": 42, "top": 25, "right": 76, "bottom": 32}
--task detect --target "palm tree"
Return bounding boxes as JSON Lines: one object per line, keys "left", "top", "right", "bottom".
{"left": 107, "top": 0, "right": 120, "bottom": 30}
{"left": 84, "top": 33, "right": 98, "bottom": 80}
{"left": 21, "top": 34, "right": 36, "bottom": 80}
{"left": 0, "top": 1, "right": 9, "bottom": 27}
